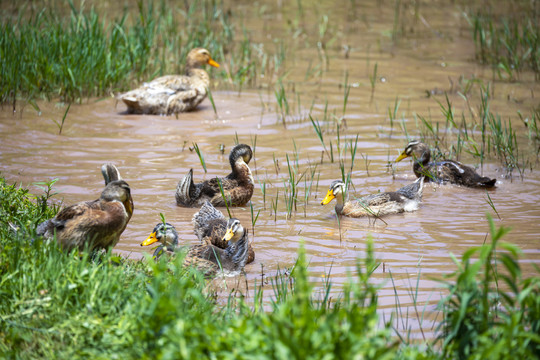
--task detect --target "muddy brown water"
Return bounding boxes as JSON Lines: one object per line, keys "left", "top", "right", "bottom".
{"left": 1, "top": 0, "right": 539, "bottom": 338}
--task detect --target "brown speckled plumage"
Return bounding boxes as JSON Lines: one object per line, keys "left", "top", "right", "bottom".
{"left": 117, "top": 48, "right": 219, "bottom": 115}
{"left": 192, "top": 201, "right": 255, "bottom": 264}
{"left": 176, "top": 144, "right": 254, "bottom": 207}
{"left": 396, "top": 140, "right": 496, "bottom": 188}
{"left": 36, "top": 164, "right": 133, "bottom": 252}
{"left": 141, "top": 220, "right": 250, "bottom": 277}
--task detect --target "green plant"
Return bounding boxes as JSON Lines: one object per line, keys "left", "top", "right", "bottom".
{"left": 191, "top": 142, "right": 207, "bottom": 173}
{"left": 437, "top": 215, "right": 540, "bottom": 359}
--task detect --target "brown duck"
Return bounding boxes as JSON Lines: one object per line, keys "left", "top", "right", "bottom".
{"left": 192, "top": 201, "right": 255, "bottom": 263}
{"left": 36, "top": 164, "right": 134, "bottom": 252}
{"left": 141, "top": 218, "right": 250, "bottom": 277}
{"left": 117, "top": 48, "right": 220, "bottom": 115}
{"left": 175, "top": 144, "right": 254, "bottom": 207}
{"left": 395, "top": 140, "right": 496, "bottom": 188}
{"left": 321, "top": 178, "right": 424, "bottom": 217}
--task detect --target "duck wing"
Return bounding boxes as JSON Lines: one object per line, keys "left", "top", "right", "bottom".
{"left": 434, "top": 161, "right": 496, "bottom": 188}
{"left": 37, "top": 200, "right": 99, "bottom": 237}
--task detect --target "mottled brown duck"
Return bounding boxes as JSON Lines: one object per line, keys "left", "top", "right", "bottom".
{"left": 141, "top": 218, "right": 250, "bottom": 277}
{"left": 176, "top": 144, "right": 254, "bottom": 207}
{"left": 395, "top": 140, "right": 496, "bottom": 188}
{"left": 192, "top": 201, "right": 255, "bottom": 263}
{"left": 321, "top": 178, "right": 424, "bottom": 217}
{"left": 117, "top": 48, "right": 219, "bottom": 115}
{"left": 36, "top": 164, "right": 133, "bottom": 252}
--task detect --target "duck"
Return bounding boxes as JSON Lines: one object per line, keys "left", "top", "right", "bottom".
{"left": 321, "top": 177, "right": 424, "bottom": 217}
{"left": 36, "top": 164, "right": 134, "bottom": 253}
{"left": 176, "top": 144, "right": 254, "bottom": 207}
{"left": 117, "top": 48, "right": 220, "bottom": 115}
{"left": 395, "top": 140, "right": 496, "bottom": 188}
{"left": 192, "top": 201, "right": 255, "bottom": 264}
{"left": 141, "top": 218, "right": 250, "bottom": 277}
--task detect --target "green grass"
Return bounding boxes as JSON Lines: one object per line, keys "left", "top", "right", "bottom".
{"left": 437, "top": 215, "right": 540, "bottom": 359}
{"left": 467, "top": 2, "right": 540, "bottom": 80}
{"left": 1, "top": 177, "right": 540, "bottom": 358}
{"left": 0, "top": 0, "right": 278, "bottom": 106}
{"left": 0, "top": 176, "right": 404, "bottom": 358}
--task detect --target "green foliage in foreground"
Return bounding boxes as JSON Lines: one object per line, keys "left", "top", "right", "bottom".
{"left": 0, "top": 177, "right": 403, "bottom": 359}
{"left": 438, "top": 216, "right": 540, "bottom": 359}
{"left": 0, "top": 177, "right": 539, "bottom": 359}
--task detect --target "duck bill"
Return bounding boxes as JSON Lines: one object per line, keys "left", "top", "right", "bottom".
{"left": 207, "top": 58, "right": 220, "bottom": 68}
{"left": 124, "top": 198, "right": 134, "bottom": 216}
{"left": 222, "top": 228, "right": 234, "bottom": 242}
{"left": 320, "top": 190, "right": 335, "bottom": 205}
{"left": 141, "top": 232, "right": 158, "bottom": 246}
{"left": 395, "top": 152, "right": 409, "bottom": 163}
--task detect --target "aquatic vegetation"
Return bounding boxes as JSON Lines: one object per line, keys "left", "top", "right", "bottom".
{"left": 191, "top": 142, "right": 207, "bottom": 173}
{"left": 467, "top": 3, "right": 540, "bottom": 80}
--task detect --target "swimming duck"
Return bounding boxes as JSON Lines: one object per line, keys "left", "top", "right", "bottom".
{"left": 395, "top": 140, "right": 496, "bottom": 188}
{"left": 141, "top": 219, "right": 250, "bottom": 277}
{"left": 140, "top": 222, "right": 181, "bottom": 259}
{"left": 192, "top": 201, "right": 255, "bottom": 263}
{"left": 117, "top": 48, "right": 220, "bottom": 115}
{"left": 176, "top": 144, "right": 254, "bottom": 207}
{"left": 321, "top": 177, "right": 424, "bottom": 217}
{"left": 36, "top": 164, "right": 134, "bottom": 252}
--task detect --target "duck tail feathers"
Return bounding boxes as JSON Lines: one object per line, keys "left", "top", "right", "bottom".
{"left": 101, "top": 163, "right": 122, "bottom": 185}
{"left": 397, "top": 176, "right": 425, "bottom": 200}
{"left": 176, "top": 169, "right": 195, "bottom": 206}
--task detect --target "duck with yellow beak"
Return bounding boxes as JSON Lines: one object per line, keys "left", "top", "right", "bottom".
{"left": 141, "top": 218, "right": 250, "bottom": 277}
{"left": 321, "top": 178, "right": 425, "bottom": 218}
{"left": 395, "top": 140, "right": 496, "bottom": 188}
{"left": 118, "top": 48, "right": 220, "bottom": 115}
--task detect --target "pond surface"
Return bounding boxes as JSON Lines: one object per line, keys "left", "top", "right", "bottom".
{"left": 1, "top": 0, "right": 539, "bottom": 338}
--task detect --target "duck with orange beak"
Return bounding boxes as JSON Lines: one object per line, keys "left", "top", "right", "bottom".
{"left": 141, "top": 218, "right": 250, "bottom": 277}
{"left": 118, "top": 48, "right": 220, "bottom": 115}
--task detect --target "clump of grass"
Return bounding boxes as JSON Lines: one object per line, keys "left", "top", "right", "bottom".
{"left": 437, "top": 214, "right": 540, "bottom": 359}
{"left": 468, "top": 4, "right": 540, "bottom": 80}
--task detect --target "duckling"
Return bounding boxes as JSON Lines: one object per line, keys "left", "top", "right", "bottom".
{"left": 395, "top": 140, "right": 496, "bottom": 188}
{"left": 176, "top": 144, "right": 254, "bottom": 207}
{"left": 141, "top": 219, "right": 250, "bottom": 277}
{"left": 192, "top": 201, "right": 255, "bottom": 263}
{"left": 321, "top": 177, "right": 424, "bottom": 217}
{"left": 36, "top": 164, "right": 133, "bottom": 252}
{"left": 117, "top": 48, "right": 220, "bottom": 115}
